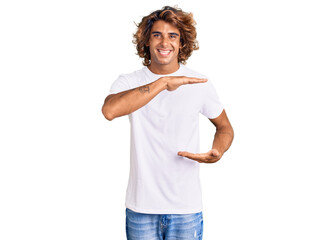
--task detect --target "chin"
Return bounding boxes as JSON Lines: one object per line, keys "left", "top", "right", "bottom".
{"left": 153, "top": 58, "right": 172, "bottom": 65}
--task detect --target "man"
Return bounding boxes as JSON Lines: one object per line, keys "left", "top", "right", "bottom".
{"left": 102, "top": 6, "right": 234, "bottom": 240}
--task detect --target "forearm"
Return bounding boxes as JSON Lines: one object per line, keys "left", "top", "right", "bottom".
{"left": 102, "top": 77, "right": 167, "bottom": 120}
{"left": 212, "top": 127, "right": 234, "bottom": 158}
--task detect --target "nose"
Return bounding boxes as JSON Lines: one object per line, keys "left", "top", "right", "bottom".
{"left": 160, "top": 35, "right": 170, "bottom": 47}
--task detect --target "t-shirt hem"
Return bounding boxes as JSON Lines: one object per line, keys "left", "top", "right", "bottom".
{"left": 125, "top": 203, "right": 203, "bottom": 214}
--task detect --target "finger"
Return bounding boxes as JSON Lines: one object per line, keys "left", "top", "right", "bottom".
{"left": 178, "top": 151, "right": 194, "bottom": 157}
{"left": 179, "top": 152, "right": 203, "bottom": 163}
{"left": 178, "top": 151, "right": 208, "bottom": 161}
{"left": 186, "top": 78, "right": 208, "bottom": 84}
{"left": 179, "top": 151, "right": 221, "bottom": 164}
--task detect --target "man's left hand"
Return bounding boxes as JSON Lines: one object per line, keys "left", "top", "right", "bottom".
{"left": 177, "top": 149, "right": 222, "bottom": 163}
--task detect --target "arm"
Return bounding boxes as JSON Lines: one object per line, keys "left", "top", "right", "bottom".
{"left": 102, "top": 76, "right": 208, "bottom": 121}
{"left": 102, "top": 78, "right": 166, "bottom": 121}
{"left": 209, "top": 109, "right": 234, "bottom": 160}
{"left": 178, "top": 109, "right": 234, "bottom": 163}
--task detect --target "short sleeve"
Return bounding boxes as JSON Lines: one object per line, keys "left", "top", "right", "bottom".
{"left": 199, "top": 79, "right": 224, "bottom": 119}
{"left": 109, "top": 75, "right": 131, "bottom": 94}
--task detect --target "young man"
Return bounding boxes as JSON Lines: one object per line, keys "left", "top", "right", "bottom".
{"left": 102, "top": 6, "right": 234, "bottom": 240}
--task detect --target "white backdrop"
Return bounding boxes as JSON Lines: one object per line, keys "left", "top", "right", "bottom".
{"left": 1, "top": 0, "right": 335, "bottom": 239}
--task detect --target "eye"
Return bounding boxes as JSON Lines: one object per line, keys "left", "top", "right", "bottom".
{"left": 169, "top": 35, "right": 177, "bottom": 39}
{"left": 153, "top": 34, "right": 161, "bottom": 38}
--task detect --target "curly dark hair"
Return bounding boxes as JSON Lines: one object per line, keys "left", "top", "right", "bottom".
{"left": 133, "top": 6, "right": 199, "bottom": 66}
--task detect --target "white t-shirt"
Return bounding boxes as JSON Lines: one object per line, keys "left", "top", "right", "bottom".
{"left": 109, "top": 64, "right": 224, "bottom": 214}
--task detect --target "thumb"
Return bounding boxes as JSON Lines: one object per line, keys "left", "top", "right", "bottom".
{"left": 210, "top": 149, "right": 220, "bottom": 157}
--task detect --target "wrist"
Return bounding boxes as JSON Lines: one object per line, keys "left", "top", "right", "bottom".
{"left": 158, "top": 77, "right": 168, "bottom": 90}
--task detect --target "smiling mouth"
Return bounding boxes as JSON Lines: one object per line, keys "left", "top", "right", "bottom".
{"left": 157, "top": 49, "right": 172, "bottom": 56}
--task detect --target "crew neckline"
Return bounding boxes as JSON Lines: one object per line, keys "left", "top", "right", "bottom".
{"left": 144, "top": 64, "right": 183, "bottom": 77}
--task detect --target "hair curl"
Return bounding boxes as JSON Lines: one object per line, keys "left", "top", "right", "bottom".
{"left": 133, "top": 6, "right": 199, "bottom": 66}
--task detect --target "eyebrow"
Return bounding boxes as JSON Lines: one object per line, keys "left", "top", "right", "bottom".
{"left": 151, "top": 31, "right": 180, "bottom": 36}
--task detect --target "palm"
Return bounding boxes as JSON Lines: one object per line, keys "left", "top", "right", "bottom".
{"left": 178, "top": 149, "right": 221, "bottom": 163}
{"left": 166, "top": 76, "right": 207, "bottom": 91}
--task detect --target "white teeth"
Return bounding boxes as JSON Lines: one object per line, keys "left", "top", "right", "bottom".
{"left": 158, "top": 49, "right": 171, "bottom": 55}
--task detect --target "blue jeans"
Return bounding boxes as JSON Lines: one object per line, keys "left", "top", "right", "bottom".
{"left": 126, "top": 208, "right": 203, "bottom": 240}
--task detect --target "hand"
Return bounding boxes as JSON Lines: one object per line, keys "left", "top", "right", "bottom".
{"left": 177, "top": 149, "right": 222, "bottom": 163}
{"left": 163, "top": 76, "right": 207, "bottom": 91}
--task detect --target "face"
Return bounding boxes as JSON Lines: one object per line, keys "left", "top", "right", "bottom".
{"left": 146, "top": 20, "right": 181, "bottom": 73}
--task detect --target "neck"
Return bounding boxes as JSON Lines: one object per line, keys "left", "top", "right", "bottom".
{"left": 147, "top": 62, "right": 180, "bottom": 75}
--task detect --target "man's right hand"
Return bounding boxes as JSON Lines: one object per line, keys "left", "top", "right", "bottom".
{"left": 163, "top": 76, "right": 208, "bottom": 91}
{"left": 102, "top": 76, "right": 207, "bottom": 121}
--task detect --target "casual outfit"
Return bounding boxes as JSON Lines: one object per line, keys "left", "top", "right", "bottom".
{"left": 126, "top": 208, "right": 203, "bottom": 240}
{"left": 109, "top": 64, "right": 224, "bottom": 239}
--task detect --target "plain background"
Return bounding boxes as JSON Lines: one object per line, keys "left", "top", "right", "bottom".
{"left": 1, "top": 0, "right": 335, "bottom": 239}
